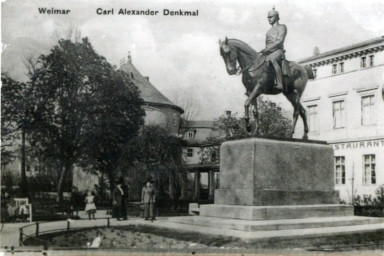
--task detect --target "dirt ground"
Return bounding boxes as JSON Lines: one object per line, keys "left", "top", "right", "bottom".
{"left": 24, "top": 225, "right": 384, "bottom": 252}
{"left": 47, "top": 227, "right": 215, "bottom": 249}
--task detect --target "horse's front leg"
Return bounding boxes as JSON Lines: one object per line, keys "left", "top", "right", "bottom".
{"left": 244, "top": 83, "right": 262, "bottom": 134}
{"left": 244, "top": 103, "right": 251, "bottom": 133}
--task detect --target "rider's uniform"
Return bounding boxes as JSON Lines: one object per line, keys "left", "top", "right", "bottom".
{"left": 265, "top": 24, "right": 287, "bottom": 63}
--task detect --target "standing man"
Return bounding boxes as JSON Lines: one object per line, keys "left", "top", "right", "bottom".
{"left": 260, "top": 7, "right": 287, "bottom": 92}
{"left": 141, "top": 177, "right": 156, "bottom": 222}
{"left": 113, "top": 177, "right": 129, "bottom": 221}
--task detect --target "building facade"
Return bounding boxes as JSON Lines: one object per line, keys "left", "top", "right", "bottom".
{"left": 119, "top": 54, "right": 184, "bottom": 135}
{"left": 298, "top": 36, "right": 384, "bottom": 203}
{"left": 179, "top": 120, "right": 218, "bottom": 200}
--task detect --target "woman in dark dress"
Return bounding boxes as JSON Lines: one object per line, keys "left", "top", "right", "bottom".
{"left": 112, "top": 177, "right": 129, "bottom": 220}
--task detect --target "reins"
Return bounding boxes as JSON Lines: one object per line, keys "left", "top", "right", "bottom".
{"left": 236, "top": 54, "right": 266, "bottom": 75}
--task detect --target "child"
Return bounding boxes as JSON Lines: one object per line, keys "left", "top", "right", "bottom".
{"left": 85, "top": 191, "right": 97, "bottom": 220}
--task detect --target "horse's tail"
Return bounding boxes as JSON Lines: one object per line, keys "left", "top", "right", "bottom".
{"left": 304, "top": 66, "right": 314, "bottom": 79}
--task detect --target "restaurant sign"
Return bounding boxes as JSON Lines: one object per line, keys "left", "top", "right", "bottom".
{"left": 332, "top": 139, "right": 384, "bottom": 150}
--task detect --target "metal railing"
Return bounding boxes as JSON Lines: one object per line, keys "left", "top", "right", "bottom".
{"left": 19, "top": 217, "right": 112, "bottom": 246}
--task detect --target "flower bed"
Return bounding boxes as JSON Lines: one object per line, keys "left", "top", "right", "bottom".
{"left": 24, "top": 226, "right": 216, "bottom": 249}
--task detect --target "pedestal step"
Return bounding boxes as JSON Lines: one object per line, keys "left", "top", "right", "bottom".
{"left": 200, "top": 204, "right": 354, "bottom": 220}
{"left": 168, "top": 215, "right": 384, "bottom": 232}
{"left": 157, "top": 217, "right": 384, "bottom": 243}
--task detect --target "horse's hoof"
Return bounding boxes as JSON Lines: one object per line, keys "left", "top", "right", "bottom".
{"left": 246, "top": 125, "right": 252, "bottom": 133}
{"left": 302, "top": 134, "right": 308, "bottom": 140}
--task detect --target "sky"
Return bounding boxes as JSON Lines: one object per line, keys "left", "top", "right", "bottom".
{"left": 2, "top": 0, "right": 384, "bottom": 120}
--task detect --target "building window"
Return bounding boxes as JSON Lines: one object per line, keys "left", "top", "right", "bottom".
{"left": 187, "top": 131, "right": 194, "bottom": 139}
{"left": 211, "top": 151, "right": 217, "bottom": 162}
{"left": 173, "top": 113, "right": 178, "bottom": 127}
{"left": 363, "top": 154, "right": 376, "bottom": 185}
{"left": 369, "top": 55, "right": 374, "bottom": 67}
{"left": 333, "top": 100, "right": 345, "bottom": 129}
{"left": 361, "top": 57, "right": 367, "bottom": 68}
{"left": 335, "top": 156, "right": 345, "bottom": 185}
{"left": 361, "top": 95, "right": 375, "bottom": 125}
{"left": 307, "top": 105, "right": 319, "bottom": 133}
{"left": 187, "top": 148, "right": 193, "bottom": 157}
{"left": 313, "top": 69, "right": 317, "bottom": 79}
{"left": 339, "top": 62, "right": 344, "bottom": 73}
{"left": 332, "top": 64, "right": 337, "bottom": 74}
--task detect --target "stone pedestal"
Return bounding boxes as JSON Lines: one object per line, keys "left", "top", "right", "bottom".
{"left": 199, "top": 204, "right": 353, "bottom": 220}
{"left": 214, "top": 138, "right": 339, "bottom": 206}
{"left": 166, "top": 138, "right": 378, "bottom": 242}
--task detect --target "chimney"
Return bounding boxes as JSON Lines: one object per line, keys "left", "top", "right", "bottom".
{"left": 313, "top": 47, "right": 320, "bottom": 56}
{"left": 144, "top": 76, "right": 149, "bottom": 82}
{"left": 128, "top": 51, "right": 132, "bottom": 63}
{"left": 119, "top": 57, "right": 126, "bottom": 68}
{"left": 225, "top": 110, "right": 231, "bottom": 117}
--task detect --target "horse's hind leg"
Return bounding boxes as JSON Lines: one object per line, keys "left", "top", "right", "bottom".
{"left": 285, "top": 91, "right": 300, "bottom": 138}
{"left": 299, "top": 103, "right": 309, "bottom": 140}
{"left": 251, "top": 97, "right": 260, "bottom": 136}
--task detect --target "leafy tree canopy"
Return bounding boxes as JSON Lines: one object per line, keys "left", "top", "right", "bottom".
{"left": 1, "top": 74, "right": 24, "bottom": 163}
{"left": 26, "top": 37, "right": 145, "bottom": 201}
{"left": 209, "top": 97, "right": 292, "bottom": 142}
{"left": 203, "top": 97, "right": 292, "bottom": 164}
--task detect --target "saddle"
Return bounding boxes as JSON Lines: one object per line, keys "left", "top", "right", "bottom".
{"left": 251, "top": 53, "right": 291, "bottom": 76}
{"left": 249, "top": 53, "right": 292, "bottom": 92}
{"left": 278, "top": 59, "right": 292, "bottom": 93}
{"left": 281, "top": 59, "right": 291, "bottom": 77}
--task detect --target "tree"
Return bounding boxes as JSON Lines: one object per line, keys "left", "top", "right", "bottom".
{"left": 79, "top": 71, "right": 145, "bottom": 196}
{"left": 174, "top": 96, "right": 201, "bottom": 121}
{"left": 1, "top": 74, "right": 22, "bottom": 164}
{"left": 27, "top": 38, "right": 144, "bottom": 201}
{"left": 209, "top": 112, "right": 248, "bottom": 140}
{"left": 204, "top": 97, "right": 292, "bottom": 163}
{"left": 1, "top": 74, "right": 34, "bottom": 196}
{"left": 122, "top": 125, "right": 187, "bottom": 200}
{"left": 209, "top": 97, "right": 292, "bottom": 141}
{"left": 256, "top": 97, "right": 292, "bottom": 138}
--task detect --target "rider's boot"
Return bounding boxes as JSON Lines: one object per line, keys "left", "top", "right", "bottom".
{"left": 271, "top": 60, "right": 285, "bottom": 92}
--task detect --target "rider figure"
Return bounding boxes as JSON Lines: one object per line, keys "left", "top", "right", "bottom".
{"left": 260, "top": 7, "right": 287, "bottom": 92}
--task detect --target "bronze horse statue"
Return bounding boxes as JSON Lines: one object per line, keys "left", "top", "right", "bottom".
{"left": 219, "top": 37, "right": 314, "bottom": 139}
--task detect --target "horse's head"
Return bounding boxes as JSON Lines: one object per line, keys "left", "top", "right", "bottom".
{"left": 219, "top": 37, "right": 238, "bottom": 75}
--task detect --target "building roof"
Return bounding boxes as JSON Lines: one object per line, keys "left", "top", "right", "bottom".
{"left": 186, "top": 163, "right": 220, "bottom": 171}
{"left": 119, "top": 58, "right": 184, "bottom": 114}
{"left": 180, "top": 120, "right": 214, "bottom": 129}
{"left": 182, "top": 140, "right": 220, "bottom": 147}
{"left": 298, "top": 36, "right": 384, "bottom": 64}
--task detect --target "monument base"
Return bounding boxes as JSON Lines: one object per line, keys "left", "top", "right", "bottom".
{"left": 215, "top": 189, "right": 340, "bottom": 206}
{"left": 160, "top": 138, "right": 384, "bottom": 244}
{"left": 217, "top": 138, "right": 338, "bottom": 206}
{"left": 168, "top": 215, "right": 384, "bottom": 233}
{"left": 158, "top": 138, "right": 384, "bottom": 244}
{"left": 199, "top": 204, "right": 354, "bottom": 220}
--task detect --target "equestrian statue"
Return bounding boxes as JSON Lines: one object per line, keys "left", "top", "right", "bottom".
{"left": 219, "top": 7, "right": 314, "bottom": 140}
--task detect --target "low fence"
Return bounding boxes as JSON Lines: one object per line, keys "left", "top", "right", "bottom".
{"left": 19, "top": 218, "right": 112, "bottom": 246}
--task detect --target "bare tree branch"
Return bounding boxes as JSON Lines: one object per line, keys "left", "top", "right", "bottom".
{"left": 174, "top": 96, "right": 201, "bottom": 121}
{"left": 22, "top": 53, "right": 38, "bottom": 76}
{"left": 51, "top": 24, "right": 82, "bottom": 43}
